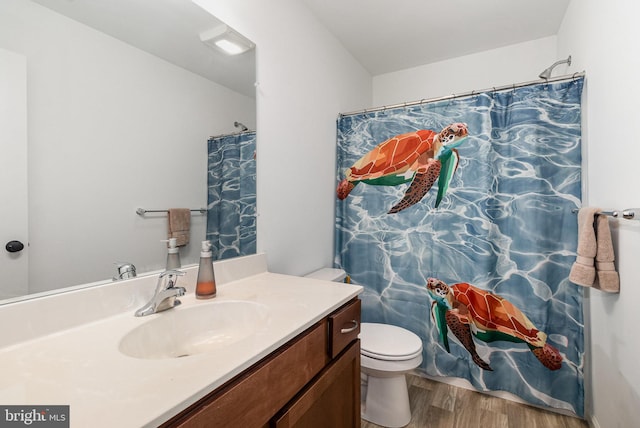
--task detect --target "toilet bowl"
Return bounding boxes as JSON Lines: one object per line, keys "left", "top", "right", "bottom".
{"left": 359, "top": 322, "right": 423, "bottom": 428}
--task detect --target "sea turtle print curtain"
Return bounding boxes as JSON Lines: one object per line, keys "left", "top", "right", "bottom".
{"left": 206, "top": 131, "right": 256, "bottom": 260}
{"left": 334, "top": 78, "right": 584, "bottom": 415}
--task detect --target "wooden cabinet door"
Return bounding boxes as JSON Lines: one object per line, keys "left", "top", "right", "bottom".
{"left": 272, "top": 340, "right": 361, "bottom": 428}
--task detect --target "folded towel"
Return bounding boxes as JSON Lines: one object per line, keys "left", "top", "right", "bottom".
{"left": 168, "top": 208, "right": 191, "bottom": 247}
{"left": 593, "top": 214, "right": 620, "bottom": 293}
{"left": 569, "top": 207, "right": 599, "bottom": 287}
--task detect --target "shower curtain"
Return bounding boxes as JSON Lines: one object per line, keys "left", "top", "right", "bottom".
{"left": 207, "top": 131, "right": 256, "bottom": 260}
{"left": 334, "top": 78, "right": 584, "bottom": 415}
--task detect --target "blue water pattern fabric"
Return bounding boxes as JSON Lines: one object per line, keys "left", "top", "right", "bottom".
{"left": 207, "top": 132, "right": 256, "bottom": 260}
{"left": 334, "top": 79, "right": 584, "bottom": 415}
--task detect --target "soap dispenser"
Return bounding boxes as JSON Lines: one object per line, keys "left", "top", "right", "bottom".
{"left": 162, "top": 238, "right": 181, "bottom": 270}
{"left": 196, "top": 240, "right": 216, "bottom": 299}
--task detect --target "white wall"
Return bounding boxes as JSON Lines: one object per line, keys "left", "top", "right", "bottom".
{"left": 0, "top": 0, "right": 256, "bottom": 293}
{"left": 194, "top": 0, "right": 373, "bottom": 276}
{"left": 557, "top": 1, "right": 640, "bottom": 427}
{"left": 373, "top": 36, "right": 559, "bottom": 106}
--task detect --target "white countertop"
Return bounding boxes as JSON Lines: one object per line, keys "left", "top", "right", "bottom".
{"left": 0, "top": 255, "right": 362, "bottom": 427}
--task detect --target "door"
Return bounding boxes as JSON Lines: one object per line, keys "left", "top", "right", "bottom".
{"left": 0, "top": 48, "right": 28, "bottom": 298}
{"left": 272, "top": 340, "right": 361, "bottom": 428}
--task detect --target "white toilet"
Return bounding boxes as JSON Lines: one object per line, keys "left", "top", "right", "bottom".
{"left": 359, "top": 322, "right": 423, "bottom": 427}
{"left": 303, "top": 268, "right": 423, "bottom": 428}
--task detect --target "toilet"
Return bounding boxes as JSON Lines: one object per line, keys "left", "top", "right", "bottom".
{"left": 304, "top": 268, "right": 423, "bottom": 428}
{"left": 359, "top": 323, "right": 423, "bottom": 427}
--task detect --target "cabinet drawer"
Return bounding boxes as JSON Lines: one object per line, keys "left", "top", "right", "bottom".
{"left": 328, "top": 298, "right": 361, "bottom": 359}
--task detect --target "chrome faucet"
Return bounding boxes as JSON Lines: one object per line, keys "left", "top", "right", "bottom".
{"left": 113, "top": 262, "right": 137, "bottom": 281}
{"left": 135, "top": 270, "right": 186, "bottom": 317}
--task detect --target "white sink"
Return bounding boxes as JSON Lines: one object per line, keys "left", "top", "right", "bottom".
{"left": 119, "top": 301, "right": 270, "bottom": 359}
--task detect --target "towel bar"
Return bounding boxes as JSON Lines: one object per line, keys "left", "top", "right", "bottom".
{"left": 571, "top": 208, "right": 637, "bottom": 220}
{"left": 136, "top": 208, "right": 207, "bottom": 216}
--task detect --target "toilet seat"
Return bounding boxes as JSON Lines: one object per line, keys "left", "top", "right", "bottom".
{"left": 359, "top": 323, "right": 422, "bottom": 361}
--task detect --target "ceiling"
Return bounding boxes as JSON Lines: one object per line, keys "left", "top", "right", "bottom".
{"left": 30, "top": 0, "right": 571, "bottom": 95}
{"left": 302, "top": 0, "right": 571, "bottom": 76}
{"left": 31, "top": 0, "right": 256, "bottom": 98}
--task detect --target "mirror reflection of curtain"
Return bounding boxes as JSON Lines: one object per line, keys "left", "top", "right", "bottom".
{"left": 335, "top": 78, "right": 584, "bottom": 416}
{"left": 206, "top": 132, "right": 256, "bottom": 260}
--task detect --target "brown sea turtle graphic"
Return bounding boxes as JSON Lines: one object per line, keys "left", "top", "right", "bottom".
{"left": 337, "top": 123, "right": 468, "bottom": 213}
{"left": 426, "top": 278, "right": 563, "bottom": 371}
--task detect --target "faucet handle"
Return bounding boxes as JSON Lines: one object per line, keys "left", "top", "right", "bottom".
{"left": 160, "top": 269, "right": 185, "bottom": 278}
{"left": 158, "top": 269, "right": 186, "bottom": 290}
{"left": 113, "top": 262, "right": 137, "bottom": 281}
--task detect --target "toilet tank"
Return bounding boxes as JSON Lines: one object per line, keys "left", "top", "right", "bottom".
{"left": 304, "top": 268, "right": 347, "bottom": 282}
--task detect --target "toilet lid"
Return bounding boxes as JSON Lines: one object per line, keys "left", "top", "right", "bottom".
{"left": 359, "top": 323, "right": 422, "bottom": 360}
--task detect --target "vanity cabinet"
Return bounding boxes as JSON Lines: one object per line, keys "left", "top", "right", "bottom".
{"left": 161, "top": 298, "right": 361, "bottom": 428}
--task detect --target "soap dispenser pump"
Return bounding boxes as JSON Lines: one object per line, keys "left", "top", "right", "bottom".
{"left": 162, "top": 238, "right": 181, "bottom": 270}
{"left": 196, "top": 240, "right": 216, "bottom": 299}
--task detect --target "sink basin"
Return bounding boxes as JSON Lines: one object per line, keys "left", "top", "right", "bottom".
{"left": 119, "top": 301, "right": 270, "bottom": 359}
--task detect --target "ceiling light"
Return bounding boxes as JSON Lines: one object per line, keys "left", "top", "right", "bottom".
{"left": 199, "top": 25, "right": 255, "bottom": 56}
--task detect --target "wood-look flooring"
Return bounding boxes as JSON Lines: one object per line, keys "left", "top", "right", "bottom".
{"left": 361, "top": 375, "right": 588, "bottom": 428}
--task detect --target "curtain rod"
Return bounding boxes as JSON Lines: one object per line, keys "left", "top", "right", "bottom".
{"left": 208, "top": 129, "right": 255, "bottom": 140}
{"left": 339, "top": 71, "right": 585, "bottom": 118}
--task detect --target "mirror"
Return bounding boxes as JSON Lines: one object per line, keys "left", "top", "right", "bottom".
{"left": 0, "top": 0, "right": 256, "bottom": 303}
